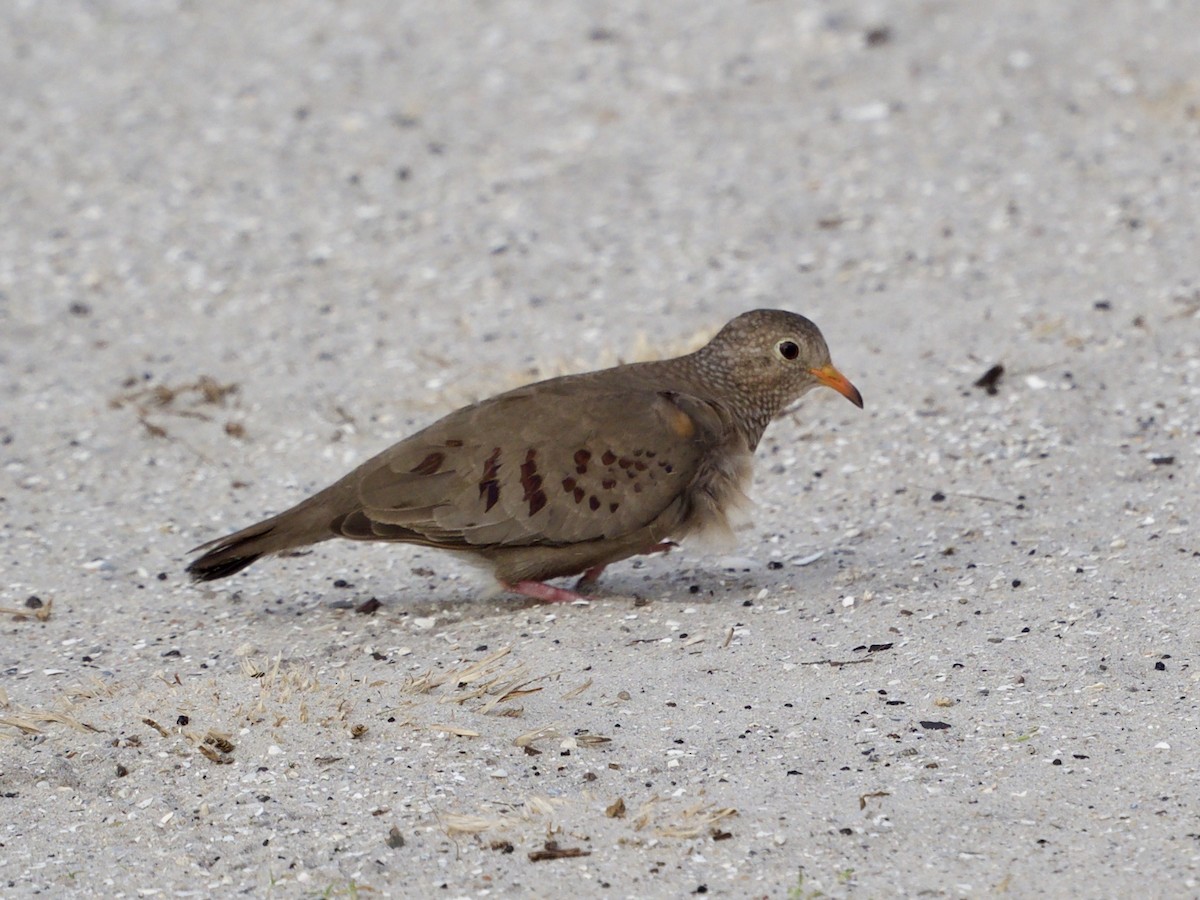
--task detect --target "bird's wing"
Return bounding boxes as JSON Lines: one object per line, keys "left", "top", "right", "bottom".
{"left": 333, "top": 384, "right": 730, "bottom": 548}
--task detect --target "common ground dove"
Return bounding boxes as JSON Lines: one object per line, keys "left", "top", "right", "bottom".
{"left": 187, "top": 309, "right": 862, "bottom": 602}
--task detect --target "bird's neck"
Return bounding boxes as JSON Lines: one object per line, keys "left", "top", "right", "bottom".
{"left": 736, "top": 408, "right": 774, "bottom": 452}
{"left": 642, "top": 354, "right": 778, "bottom": 452}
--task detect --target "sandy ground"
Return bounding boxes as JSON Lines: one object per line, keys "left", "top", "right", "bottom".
{"left": 3, "top": 1, "right": 1199, "bottom": 896}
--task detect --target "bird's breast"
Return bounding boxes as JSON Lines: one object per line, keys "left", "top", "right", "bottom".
{"left": 677, "top": 440, "right": 755, "bottom": 543}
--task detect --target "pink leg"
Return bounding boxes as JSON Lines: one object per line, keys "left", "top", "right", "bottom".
{"left": 575, "top": 541, "right": 678, "bottom": 590}
{"left": 505, "top": 580, "right": 589, "bottom": 604}
{"left": 509, "top": 543, "right": 682, "bottom": 602}
{"left": 576, "top": 563, "right": 608, "bottom": 588}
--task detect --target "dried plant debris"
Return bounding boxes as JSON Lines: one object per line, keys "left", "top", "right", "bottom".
{"left": 197, "top": 731, "right": 236, "bottom": 764}
{"left": 402, "top": 646, "right": 514, "bottom": 695}
{"left": 399, "top": 647, "right": 556, "bottom": 723}
{"left": 1, "top": 597, "right": 53, "bottom": 621}
{"left": 0, "top": 677, "right": 113, "bottom": 738}
{"left": 973, "top": 363, "right": 1005, "bottom": 395}
{"left": 515, "top": 724, "right": 561, "bottom": 749}
{"left": 859, "top": 791, "right": 891, "bottom": 810}
{"left": 0, "top": 707, "right": 100, "bottom": 737}
{"left": 632, "top": 799, "right": 738, "bottom": 839}
{"left": 438, "top": 795, "right": 563, "bottom": 838}
{"left": 528, "top": 841, "right": 591, "bottom": 862}
{"left": 110, "top": 374, "right": 243, "bottom": 439}
{"left": 141, "top": 717, "right": 170, "bottom": 737}
{"left": 441, "top": 813, "right": 516, "bottom": 836}
{"left": 355, "top": 597, "right": 383, "bottom": 615}
{"left": 560, "top": 678, "right": 593, "bottom": 700}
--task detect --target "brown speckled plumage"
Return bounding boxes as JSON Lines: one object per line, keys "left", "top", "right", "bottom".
{"left": 186, "top": 309, "right": 863, "bottom": 602}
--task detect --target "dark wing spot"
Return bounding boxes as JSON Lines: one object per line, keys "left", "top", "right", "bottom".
{"left": 601, "top": 450, "right": 617, "bottom": 466}
{"left": 528, "top": 489, "right": 547, "bottom": 517}
{"left": 573, "top": 487, "right": 585, "bottom": 503}
{"left": 633, "top": 461, "right": 648, "bottom": 471}
{"left": 410, "top": 451, "right": 445, "bottom": 476}
{"left": 483, "top": 480, "right": 500, "bottom": 512}
{"left": 445, "top": 438, "right": 464, "bottom": 448}
{"left": 589, "top": 495, "right": 600, "bottom": 511}
{"left": 481, "top": 447, "right": 501, "bottom": 482}
{"left": 633, "top": 483, "right": 643, "bottom": 493}
{"left": 609, "top": 502, "right": 619, "bottom": 513}
{"left": 520, "top": 451, "right": 542, "bottom": 502}
{"left": 574, "top": 450, "right": 591, "bottom": 474}
{"left": 617, "top": 457, "right": 632, "bottom": 469}
{"left": 562, "top": 476, "right": 577, "bottom": 492}
{"left": 478, "top": 447, "right": 502, "bottom": 510}
{"left": 601, "top": 478, "right": 617, "bottom": 490}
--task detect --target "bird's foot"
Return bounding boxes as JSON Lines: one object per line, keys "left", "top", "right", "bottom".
{"left": 505, "top": 580, "right": 590, "bottom": 604}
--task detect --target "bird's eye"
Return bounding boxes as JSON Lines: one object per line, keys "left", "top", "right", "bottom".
{"left": 777, "top": 340, "right": 800, "bottom": 361}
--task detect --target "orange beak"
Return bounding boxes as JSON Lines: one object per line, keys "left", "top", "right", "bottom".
{"left": 810, "top": 364, "right": 864, "bottom": 409}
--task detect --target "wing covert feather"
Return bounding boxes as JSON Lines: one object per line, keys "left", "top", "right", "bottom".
{"left": 348, "top": 386, "right": 727, "bottom": 548}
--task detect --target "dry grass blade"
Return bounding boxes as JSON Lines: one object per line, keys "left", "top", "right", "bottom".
{"left": 2, "top": 681, "right": 115, "bottom": 737}
{"left": 403, "top": 647, "right": 514, "bottom": 696}
{"left": 476, "top": 674, "right": 545, "bottom": 714}
{"left": 528, "top": 842, "right": 590, "bottom": 862}
{"left": 34, "top": 710, "right": 100, "bottom": 733}
{"left": 440, "top": 813, "right": 511, "bottom": 836}
{"left": 574, "top": 734, "right": 612, "bottom": 746}
{"left": 560, "top": 678, "right": 592, "bottom": 700}
{"left": 442, "top": 662, "right": 531, "bottom": 707}
{"left": 428, "top": 723, "right": 480, "bottom": 737}
{"left": 655, "top": 804, "right": 738, "bottom": 839}
{"left": 0, "top": 716, "right": 45, "bottom": 736}
{"left": 514, "top": 724, "right": 560, "bottom": 748}
{"left": 632, "top": 795, "right": 661, "bottom": 830}
{"left": 0, "top": 600, "right": 53, "bottom": 621}
{"left": 522, "top": 795, "right": 561, "bottom": 818}
{"left": 452, "top": 647, "right": 513, "bottom": 685}
{"left": 65, "top": 677, "right": 120, "bottom": 703}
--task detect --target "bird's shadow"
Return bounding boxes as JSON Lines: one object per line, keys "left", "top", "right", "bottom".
{"left": 184, "top": 544, "right": 840, "bottom": 626}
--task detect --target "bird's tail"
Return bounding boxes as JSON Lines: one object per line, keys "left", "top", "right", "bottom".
{"left": 186, "top": 501, "right": 335, "bottom": 582}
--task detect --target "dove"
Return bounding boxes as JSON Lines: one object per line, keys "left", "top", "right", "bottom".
{"left": 186, "top": 309, "right": 862, "bottom": 602}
